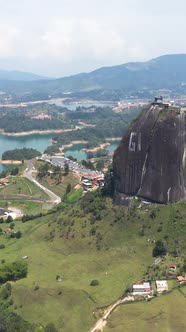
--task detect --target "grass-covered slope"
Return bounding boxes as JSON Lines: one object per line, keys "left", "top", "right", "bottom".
{"left": 105, "top": 288, "right": 186, "bottom": 332}
{"left": 0, "top": 191, "right": 186, "bottom": 331}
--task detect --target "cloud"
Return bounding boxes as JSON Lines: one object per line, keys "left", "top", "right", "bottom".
{"left": 0, "top": 0, "right": 185, "bottom": 76}
{"left": 0, "top": 23, "right": 21, "bottom": 57}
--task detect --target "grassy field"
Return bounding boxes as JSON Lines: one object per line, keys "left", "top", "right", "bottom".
{"left": 0, "top": 176, "right": 48, "bottom": 200}
{"left": 38, "top": 173, "right": 79, "bottom": 198}
{"left": 105, "top": 288, "right": 186, "bottom": 332}
{"left": 0, "top": 195, "right": 185, "bottom": 331}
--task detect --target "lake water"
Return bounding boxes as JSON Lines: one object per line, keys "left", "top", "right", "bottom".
{"left": 0, "top": 134, "right": 54, "bottom": 173}
{"left": 0, "top": 134, "right": 120, "bottom": 173}
{"left": 49, "top": 101, "right": 115, "bottom": 111}
{"left": 64, "top": 144, "right": 87, "bottom": 161}
{"left": 64, "top": 142, "right": 119, "bottom": 161}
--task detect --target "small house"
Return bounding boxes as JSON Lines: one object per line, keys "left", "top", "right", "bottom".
{"left": 156, "top": 280, "right": 168, "bottom": 293}
{"left": 177, "top": 276, "right": 186, "bottom": 283}
{"left": 170, "top": 264, "right": 177, "bottom": 271}
{"left": 3, "top": 228, "right": 14, "bottom": 236}
{"left": 82, "top": 180, "right": 93, "bottom": 191}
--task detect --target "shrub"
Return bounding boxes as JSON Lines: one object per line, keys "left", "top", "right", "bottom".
{"left": 0, "top": 244, "right": 5, "bottom": 249}
{"left": 44, "top": 323, "right": 58, "bottom": 332}
{"left": 15, "top": 231, "right": 22, "bottom": 239}
{"left": 90, "top": 280, "right": 99, "bottom": 286}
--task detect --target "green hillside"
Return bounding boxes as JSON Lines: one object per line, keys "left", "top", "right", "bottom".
{"left": 1, "top": 54, "right": 186, "bottom": 97}
{"left": 0, "top": 189, "right": 185, "bottom": 331}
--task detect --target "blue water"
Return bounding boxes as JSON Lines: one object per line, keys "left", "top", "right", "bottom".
{"left": 0, "top": 133, "right": 54, "bottom": 173}
{"left": 49, "top": 101, "right": 114, "bottom": 111}
{"left": 0, "top": 133, "right": 120, "bottom": 173}
{"left": 64, "top": 144, "right": 87, "bottom": 161}
{"left": 105, "top": 143, "right": 119, "bottom": 154}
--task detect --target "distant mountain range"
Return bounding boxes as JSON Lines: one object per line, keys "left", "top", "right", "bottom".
{"left": 0, "top": 54, "right": 186, "bottom": 97}
{"left": 0, "top": 69, "right": 49, "bottom": 81}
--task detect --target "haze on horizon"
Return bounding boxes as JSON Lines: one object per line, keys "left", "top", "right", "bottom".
{"left": 0, "top": 0, "right": 186, "bottom": 77}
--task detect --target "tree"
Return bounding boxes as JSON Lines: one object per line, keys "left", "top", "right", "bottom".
{"left": 10, "top": 167, "right": 19, "bottom": 176}
{"left": 101, "top": 168, "right": 114, "bottom": 197}
{"left": 15, "top": 231, "right": 22, "bottom": 239}
{"left": 57, "top": 169, "right": 62, "bottom": 184}
{"left": 38, "top": 163, "right": 50, "bottom": 179}
{"left": 152, "top": 240, "right": 167, "bottom": 257}
{"left": 66, "top": 183, "right": 71, "bottom": 195}
{"left": 81, "top": 160, "right": 95, "bottom": 170}
{"left": 90, "top": 280, "right": 99, "bottom": 286}
{"left": 10, "top": 222, "right": 15, "bottom": 230}
{"left": 64, "top": 161, "right": 69, "bottom": 176}
{"left": 6, "top": 215, "right": 13, "bottom": 223}
{"left": 96, "top": 160, "right": 104, "bottom": 171}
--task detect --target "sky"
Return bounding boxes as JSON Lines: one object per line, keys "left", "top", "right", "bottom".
{"left": 0, "top": 0, "right": 185, "bottom": 77}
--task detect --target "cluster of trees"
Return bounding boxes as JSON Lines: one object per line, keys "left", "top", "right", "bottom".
{"left": 0, "top": 261, "right": 28, "bottom": 284}
{"left": 22, "top": 213, "right": 44, "bottom": 222}
{"left": 53, "top": 106, "right": 141, "bottom": 147}
{"left": 2, "top": 148, "right": 41, "bottom": 161}
{"left": 0, "top": 105, "right": 74, "bottom": 133}
{"left": 37, "top": 162, "right": 50, "bottom": 179}
{"left": 81, "top": 159, "right": 95, "bottom": 170}
{"left": 101, "top": 167, "right": 114, "bottom": 197}
{"left": 0, "top": 305, "right": 35, "bottom": 332}
{"left": 0, "top": 166, "right": 19, "bottom": 178}
{"left": 96, "top": 160, "right": 104, "bottom": 171}
{"left": 44, "top": 145, "right": 60, "bottom": 155}
{"left": 80, "top": 190, "right": 105, "bottom": 219}
{"left": 152, "top": 240, "right": 167, "bottom": 257}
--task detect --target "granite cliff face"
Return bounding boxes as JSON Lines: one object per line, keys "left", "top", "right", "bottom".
{"left": 113, "top": 104, "right": 186, "bottom": 204}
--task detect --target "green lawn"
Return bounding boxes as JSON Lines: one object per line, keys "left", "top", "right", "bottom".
{"left": 105, "top": 288, "right": 186, "bottom": 332}
{"left": 0, "top": 197, "right": 185, "bottom": 331}
{"left": 9, "top": 201, "right": 47, "bottom": 215}
{"left": 0, "top": 176, "right": 48, "bottom": 200}
{"left": 38, "top": 173, "right": 79, "bottom": 198}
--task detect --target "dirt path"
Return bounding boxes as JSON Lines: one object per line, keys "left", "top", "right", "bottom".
{"left": 90, "top": 296, "right": 134, "bottom": 332}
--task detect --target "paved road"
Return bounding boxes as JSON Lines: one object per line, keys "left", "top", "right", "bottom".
{"left": 40, "top": 155, "right": 103, "bottom": 177}
{"left": 24, "top": 160, "right": 61, "bottom": 205}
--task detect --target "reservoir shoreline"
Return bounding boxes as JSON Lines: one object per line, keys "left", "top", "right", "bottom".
{"left": 0, "top": 127, "right": 79, "bottom": 137}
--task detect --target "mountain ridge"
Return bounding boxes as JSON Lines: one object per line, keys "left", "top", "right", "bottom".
{"left": 0, "top": 69, "right": 51, "bottom": 81}
{"left": 0, "top": 54, "right": 186, "bottom": 96}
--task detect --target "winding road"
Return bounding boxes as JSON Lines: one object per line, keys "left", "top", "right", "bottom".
{"left": 90, "top": 296, "right": 135, "bottom": 332}
{"left": 24, "top": 160, "right": 61, "bottom": 205}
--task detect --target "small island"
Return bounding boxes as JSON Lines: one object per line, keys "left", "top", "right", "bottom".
{"left": 2, "top": 148, "right": 41, "bottom": 161}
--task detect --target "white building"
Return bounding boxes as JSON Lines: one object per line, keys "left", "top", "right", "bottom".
{"left": 132, "top": 282, "right": 151, "bottom": 295}
{"left": 156, "top": 280, "right": 168, "bottom": 293}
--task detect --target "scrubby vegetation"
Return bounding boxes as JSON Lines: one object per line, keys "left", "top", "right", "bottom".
{"left": 0, "top": 261, "right": 28, "bottom": 283}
